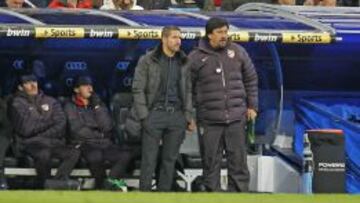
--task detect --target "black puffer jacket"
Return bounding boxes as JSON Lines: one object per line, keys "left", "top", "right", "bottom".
{"left": 64, "top": 97, "right": 113, "bottom": 148}
{"left": 9, "top": 91, "right": 66, "bottom": 148}
{"left": 188, "top": 39, "right": 258, "bottom": 124}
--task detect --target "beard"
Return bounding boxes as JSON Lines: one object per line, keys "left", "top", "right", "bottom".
{"left": 218, "top": 39, "right": 228, "bottom": 48}
{"left": 170, "top": 44, "right": 180, "bottom": 53}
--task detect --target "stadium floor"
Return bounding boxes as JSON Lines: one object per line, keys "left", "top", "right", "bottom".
{"left": 0, "top": 192, "right": 359, "bottom": 203}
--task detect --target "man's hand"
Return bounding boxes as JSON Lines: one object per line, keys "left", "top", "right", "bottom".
{"left": 187, "top": 119, "right": 196, "bottom": 132}
{"left": 90, "top": 94, "right": 102, "bottom": 109}
{"left": 247, "top": 108, "right": 257, "bottom": 121}
{"left": 141, "top": 118, "right": 148, "bottom": 128}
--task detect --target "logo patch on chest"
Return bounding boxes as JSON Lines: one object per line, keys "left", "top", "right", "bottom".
{"left": 227, "top": 49, "right": 235, "bottom": 59}
{"left": 41, "top": 104, "right": 50, "bottom": 111}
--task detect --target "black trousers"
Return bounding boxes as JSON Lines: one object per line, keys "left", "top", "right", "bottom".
{"left": 0, "top": 136, "right": 10, "bottom": 183}
{"left": 81, "top": 144, "right": 134, "bottom": 189}
{"left": 200, "top": 120, "right": 249, "bottom": 192}
{"left": 139, "top": 110, "right": 186, "bottom": 192}
{"left": 24, "top": 145, "right": 80, "bottom": 189}
{"left": 0, "top": 136, "right": 10, "bottom": 170}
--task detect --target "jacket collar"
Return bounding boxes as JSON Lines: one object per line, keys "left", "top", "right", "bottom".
{"left": 16, "top": 90, "right": 42, "bottom": 99}
{"left": 149, "top": 44, "right": 187, "bottom": 64}
{"left": 71, "top": 94, "right": 90, "bottom": 108}
{"left": 73, "top": 95, "right": 88, "bottom": 108}
{"left": 15, "top": 90, "right": 43, "bottom": 104}
{"left": 198, "top": 38, "right": 231, "bottom": 55}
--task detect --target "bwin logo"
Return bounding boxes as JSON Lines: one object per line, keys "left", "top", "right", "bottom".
{"left": 13, "top": 59, "right": 24, "bottom": 70}
{"left": 65, "top": 61, "right": 87, "bottom": 70}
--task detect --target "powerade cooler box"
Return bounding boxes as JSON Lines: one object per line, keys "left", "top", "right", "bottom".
{"left": 307, "top": 129, "right": 345, "bottom": 193}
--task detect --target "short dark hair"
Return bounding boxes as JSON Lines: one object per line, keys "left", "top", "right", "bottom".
{"left": 161, "top": 26, "right": 181, "bottom": 38}
{"left": 205, "top": 17, "right": 229, "bottom": 37}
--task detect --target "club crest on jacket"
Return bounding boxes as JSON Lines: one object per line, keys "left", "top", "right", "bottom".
{"left": 227, "top": 49, "right": 235, "bottom": 58}
{"left": 41, "top": 104, "right": 50, "bottom": 111}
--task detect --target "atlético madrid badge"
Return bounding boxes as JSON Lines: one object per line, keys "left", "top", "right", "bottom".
{"left": 227, "top": 49, "right": 235, "bottom": 58}
{"left": 41, "top": 104, "right": 50, "bottom": 111}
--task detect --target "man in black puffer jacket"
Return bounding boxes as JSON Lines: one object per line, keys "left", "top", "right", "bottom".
{"left": 9, "top": 72, "right": 80, "bottom": 189}
{"left": 188, "top": 17, "right": 258, "bottom": 192}
{"left": 64, "top": 76, "right": 135, "bottom": 190}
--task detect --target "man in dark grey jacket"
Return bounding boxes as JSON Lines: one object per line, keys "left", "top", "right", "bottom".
{"left": 133, "top": 26, "right": 194, "bottom": 191}
{"left": 64, "top": 76, "right": 135, "bottom": 190}
{"left": 188, "top": 17, "right": 258, "bottom": 192}
{"left": 9, "top": 73, "right": 80, "bottom": 189}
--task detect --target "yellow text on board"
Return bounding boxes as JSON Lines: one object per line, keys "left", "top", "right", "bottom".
{"left": 228, "top": 31, "right": 250, "bottom": 42}
{"left": 35, "top": 27, "right": 85, "bottom": 38}
{"left": 282, "top": 33, "right": 331, "bottom": 44}
{"left": 118, "top": 29, "right": 161, "bottom": 39}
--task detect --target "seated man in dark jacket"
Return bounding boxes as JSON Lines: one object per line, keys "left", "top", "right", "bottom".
{"left": 8, "top": 73, "right": 80, "bottom": 189}
{"left": 64, "top": 76, "right": 134, "bottom": 190}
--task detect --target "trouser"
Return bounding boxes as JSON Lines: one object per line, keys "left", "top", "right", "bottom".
{"left": 0, "top": 136, "right": 10, "bottom": 169}
{"left": 24, "top": 145, "right": 80, "bottom": 189}
{"left": 0, "top": 136, "right": 10, "bottom": 182}
{"left": 200, "top": 120, "right": 249, "bottom": 192}
{"left": 139, "top": 110, "right": 186, "bottom": 192}
{"left": 81, "top": 144, "right": 134, "bottom": 189}
{"left": 154, "top": 148, "right": 184, "bottom": 191}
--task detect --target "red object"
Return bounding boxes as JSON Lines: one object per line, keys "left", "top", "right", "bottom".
{"left": 74, "top": 95, "right": 87, "bottom": 107}
{"left": 306, "top": 129, "right": 344, "bottom": 136}
{"left": 214, "top": 0, "right": 222, "bottom": 7}
{"left": 48, "top": 0, "right": 93, "bottom": 8}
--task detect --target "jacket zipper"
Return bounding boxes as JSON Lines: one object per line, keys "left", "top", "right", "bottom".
{"left": 220, "top": 62, "right": 226, "bottom": 87}
{"left": 220, "top": 60, "right": 230, "bottom": 123}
